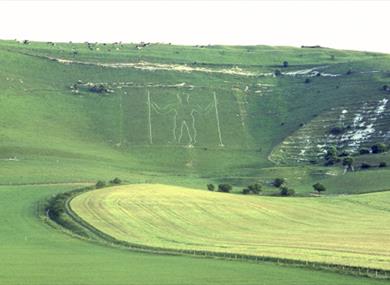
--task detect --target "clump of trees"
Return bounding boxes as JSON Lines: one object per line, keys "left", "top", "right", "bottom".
{"left": 206, "top": 183, "right": 233, "bottom": 193}
{"left": 242, "top": 183, "right": 262, "bottom": 195}
{"left": 360, "top": 162, "right": 371, "bottom": 169}
{"left": 271, "top": 178, "right": 295, "bottom": 196}
{"left": 274, "top": 69, "right": 282, "bottom": 76}
{"left": 359, "top": 148, "right": 370, "bottom": 155}
{"left": 95, "top": 180, "right": 106, "bottom": 189}
{"left": 342, "top": 156, "right": 354, "bottom": 171}
{"left": 70, "top": 82, "right": 114, "bottom": 95}
{"left": 371, "top": 143, "right": 388, "bottom": 154}
{"left": 329, "top": 126, "right": 345, "bottom": 135}
{"left": 282, "top": 61, "right": 289, "bottom": 68}
{"left": 218, "top": 184, "right": 232, "bottom": 193}
{"left": 89, "top": 84, "right": 112, "bottom": 94}
{"left": 109, "top": 177, "right": 122, "bottom": 185}
{"left": 324, "top": 146, "right": 341, "bottom": 166}
{"left": 207, "top": 184, "right": 215, "bottom": 191}
{"left": 358, "top": 143, "right": 389, "bottom": 157}
{"left": 272, "top": 178, "right": 286, "bottom": 188}
{"left": 313, "top": 182, "right": 326, "bottom": 195}
{"left": 280, "top": 186, "right": 295, "bottom": 196}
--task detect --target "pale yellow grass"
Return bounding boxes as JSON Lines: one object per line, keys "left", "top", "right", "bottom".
{"left": 71, "top": 184, "right": 390, "bottom": 269}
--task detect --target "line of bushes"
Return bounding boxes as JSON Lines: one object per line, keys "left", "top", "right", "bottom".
{"left": 43, "top": 178, "right": 123, "bottom": 237}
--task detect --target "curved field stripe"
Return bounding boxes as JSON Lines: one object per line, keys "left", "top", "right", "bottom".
{"left": 71, "top": 184, "right": 390, "bottom": 270}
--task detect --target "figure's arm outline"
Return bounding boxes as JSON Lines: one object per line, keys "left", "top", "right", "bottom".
{"left": 151, "top": 102, "right": 176, "bottom": 114}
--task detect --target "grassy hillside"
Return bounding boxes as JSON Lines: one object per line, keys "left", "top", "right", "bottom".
{"left": 1, "top": 40, "right": 390, "bottom": 180}
{"left": 1, "top": 40, "right": 390, "bottom": 284}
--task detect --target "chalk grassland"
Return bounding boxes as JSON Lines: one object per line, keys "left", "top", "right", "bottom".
{"left": 1, "top": 40, "right": 390, "bottom": 179}
{"left": 71, "top": 184, "right": 390, "bottom": 270}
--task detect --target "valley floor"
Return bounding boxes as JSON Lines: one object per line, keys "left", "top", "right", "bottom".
{"left": 0, "top": 182, "right": 389, "bottom": 285}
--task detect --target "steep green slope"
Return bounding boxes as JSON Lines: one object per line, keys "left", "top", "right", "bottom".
{"left": 1, "top": 40, "right": 390, "bottom": 179}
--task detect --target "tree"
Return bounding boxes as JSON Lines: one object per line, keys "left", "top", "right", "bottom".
{"left": 242, "top": 188, "right": 250, "bottom": 195}
{"left": 283, "top": 61, "right": 289, "bottom": 68}
{"left": 371, "top": 143, "right": 388, "bottom": 154}
{"left": 110, "top": 177, "right": 121, "bottom": 184}
{"left": 379, "top": 162, "right": 387, "bottom": 168}
{"left": 280, "top": 187, "right": 295, "bottom": 196}
{"left": 96, "top": 180, "right": 106, "bottom": 189}
{"left": 313, "top": 182, "right": 326, "bottom": 195}
{"left": 359, "top": 148, "right": 370, "bottom": 155}
{"left": 274, "top": 69, "right": 282, "bottom": 76}
{"left": 324, "top": 146, "right": 340, "bottom": 166}
{"left": 342, "top": 157, "right": 354, "bottom": 171}
{"left": 361, "top": 162, "right": 371, "bottom": 169}
{"left": 272, "top": 178, "right": 285, "bottom": 188}
{"left": 329, "top": 127, "right": 344, "bottom": 135}
{"left": 218, "top": 184, "right": 232, "bottom": 193}
{"left": 207, "top": 184, "right": 215, "bottom": 191}
{"left": 243, "top": 183, "right": 262, "bottom": 195}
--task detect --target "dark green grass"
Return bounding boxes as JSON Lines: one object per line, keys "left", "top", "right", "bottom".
{"left": 0, "top": 184, "right": 388, "bottom": 285}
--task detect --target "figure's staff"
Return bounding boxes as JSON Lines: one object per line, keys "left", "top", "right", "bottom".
{"left": 213, "top": 92, "right": 224, "bottom": 147}
{"left": 147, "top": 90, "right": 153, "bottom": 144}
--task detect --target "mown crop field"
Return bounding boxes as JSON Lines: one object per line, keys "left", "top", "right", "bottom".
{"left": 71, "top": 184, "right": 390, "bottom": 270}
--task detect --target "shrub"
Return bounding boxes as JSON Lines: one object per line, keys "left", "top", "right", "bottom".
{"left": 89, "top": 84, "right": 109, "bottom": 93}
{"left": 329, "top": 127, "right": 344, "bottom": 135}
{"left": 324, "top": 146, "right": 340, "bottom": 165}
{"left": 95, "top": 180, "right": 106, "bottom": 188}
{"left": 342, "top": 157, "right": 354, "bottom": 167}
{"left": 110, "top": 177, "right": 122, "bottom": 184}
{"left": 283, "top": 61, "right": 289, "bottom": 68}
{"left": 346, "top": 69, "right": 353, "bottom": 75}
{"left": 371, "top": 143, "right": 388, "bottom": 154}
{"left": 274, "top": 69, "right": 282, "bottom": 76}
{"left": 272, "top": 178, "right": 285, "bottom": 188}
{"left": 379, "top": 162, "right": 387, "bottom": 168}
{"left": 359, "top": 148, "right": 370, "bottom": 155}
{"left": 313, "top": 182, "right": 326, "bottom": 194}
{"left": 218, "top": 184, "right": 232, "bottom": 193}
{"left": 304, "top": 78, "right": 311, "bottom": 84}
{"left": 280, "top": 187, "right": 295, "bottom": 196}
{"left": 207, "top": 184, "right": 215, "bottom": 191}
{"left": 361, "top": 163, "right": 371, "bottom": 169}
{"left": 338, "top": 151, "right": 349, "bottom": 157}
{"left": 243, "top": 183, "right": 262, "bottom": 195}
{"left": 242, "top": 188, "right": 250, "bottom": 195}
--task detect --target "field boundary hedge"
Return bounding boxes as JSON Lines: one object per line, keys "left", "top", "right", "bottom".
{"left": 41, "top": 184, "right": 390, "bottom": 280}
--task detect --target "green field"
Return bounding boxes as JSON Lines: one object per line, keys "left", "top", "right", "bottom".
{"left": 1, "top": 39, "right": 390, "bottom": 284}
